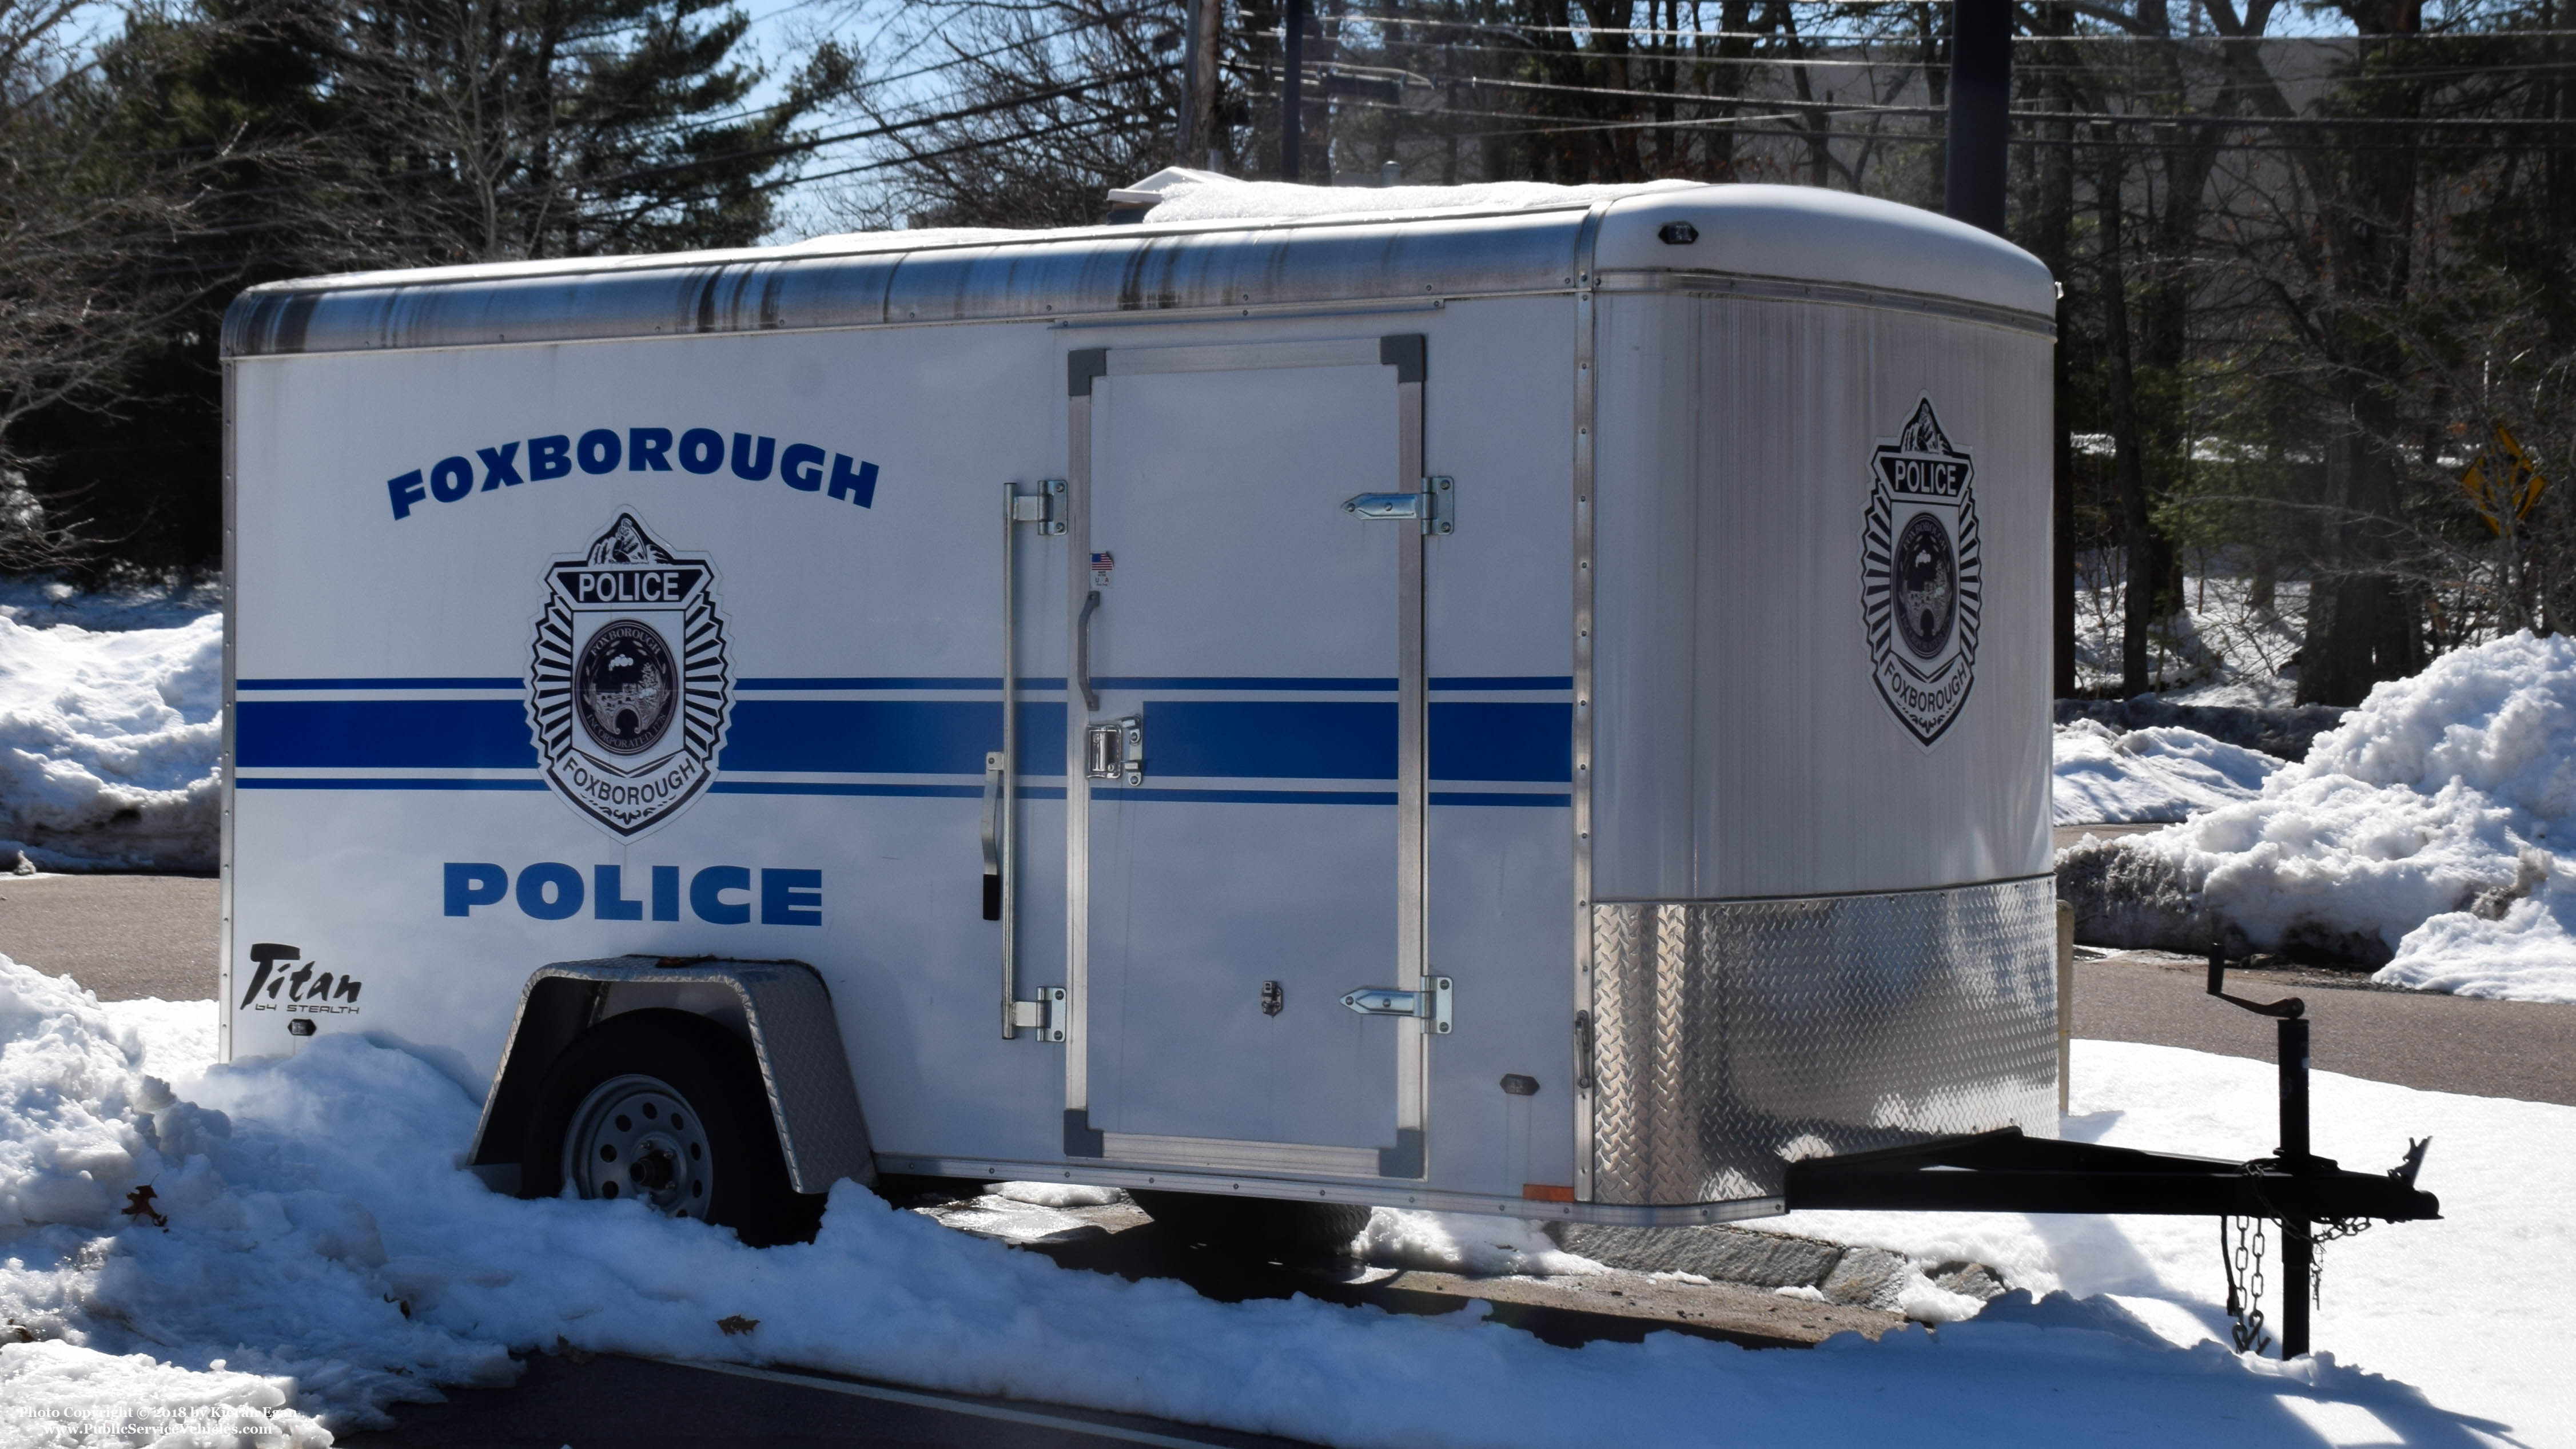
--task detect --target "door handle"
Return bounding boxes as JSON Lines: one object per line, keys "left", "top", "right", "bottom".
{"left": 1076, "top": 588, "right": 1101, "bottom": 711}
{"left": 998, "top": 479, "right": 1063, "bottom": 1036}
{"left": 979, "top": 750, "right": 1004, "bottom": 921}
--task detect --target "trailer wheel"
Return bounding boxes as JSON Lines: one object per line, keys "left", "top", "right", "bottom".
{"left": 520, "top": 1010, "right": 822, "bottom": 1246}
{"left": 1132, "top": 1190, "right": 1373, "bottom": 1263}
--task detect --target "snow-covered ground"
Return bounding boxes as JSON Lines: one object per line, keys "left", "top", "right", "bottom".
{"left": 0, "top": 961, "right": 2559, "bottom": 1448}
{"left": 2052, "top": 719, "right": 2283, "bottom": 825}
{"left": 0, "top": 577, "right": 220, "bottom": 636}
{"left": 0, "top": 579, "right": 220, "bottom": 874}
{"left": 2072, "top": 564, "right": 2308, "bottom": 708}
{"left": 2062, "top": 632, "right": 2576, "bottom": 1004}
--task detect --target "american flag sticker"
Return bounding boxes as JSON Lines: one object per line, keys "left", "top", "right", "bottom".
{"left": 1089, "top": 551, "right": 1114, "bottom": 588}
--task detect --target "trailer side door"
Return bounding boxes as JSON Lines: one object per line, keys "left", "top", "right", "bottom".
{"left": 1059, "top": 335, "right": 1432, "bottom": 1179}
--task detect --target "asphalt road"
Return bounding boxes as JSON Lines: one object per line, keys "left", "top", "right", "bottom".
{"left": 2074, "top": 948, "right": 2576, "bottom": 1106}
{"left": 2052, "top": 823, "right": 2173, "bottom": 852}
{"left": 0, "top": 872, "right": 218, "bottom": 1000}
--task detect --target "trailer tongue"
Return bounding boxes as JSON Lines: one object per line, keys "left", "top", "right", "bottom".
{"left": 1785, "top": 954, "right": 2440, "bottom": 1359}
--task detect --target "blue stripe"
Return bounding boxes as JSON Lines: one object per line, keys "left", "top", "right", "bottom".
{"left": 739, "top": 677, "right": 1006, "bottom": 691}
{"left": 236, "top": 674, "right": 1571, "bottom": 694}
{"left": 717, "top": 701, "right": 1065, "bottom": 774}
{"left": 1095, "top": 787, "right": 1398, "bottom": 806}
{"left": 237, "top": 777, "right": 548, "bottom": 791}
{"left": 1089, "top": 676, "right": 1399, "bottom": 692}
{"left": 1144, "top": 700, "right": 1571, "bottom": 784}
{"left": 1430, "top": 702, "right": 1573, "bottom": 783}
{"left": 232, "top": 698, "right": 1567, "bottom": 783}
{"left": 237, "top": 699, "right": 539, "bottom": 769}
{"left": 711, "top": 781, "right": 1069, "bottom": 800}
{"left": 235, "top": 699, "right": 1069, "bottom": 774}
{"left": 1150, "top": 700, "right": 1396, "bottom": 780}
{"left": 238, "top": 677, "right": 524, "bottom": 691}
{"left": 233, "top": 777, "right": 1563, "bottom": 806}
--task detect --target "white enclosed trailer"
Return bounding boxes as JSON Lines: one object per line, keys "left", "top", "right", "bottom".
{"left": 220, "top": 178, "right": 2060, "bottom": 1238}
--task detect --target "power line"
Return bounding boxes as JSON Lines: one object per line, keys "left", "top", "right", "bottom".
{"left": 1237, "top": 57, "right": 2576, "bottom": 132}
{"left": 1343, "top": 10, "right": 2576, "bottom": 44}
{"left": 590, "top": 7, "right": 1157, "bottom": 145}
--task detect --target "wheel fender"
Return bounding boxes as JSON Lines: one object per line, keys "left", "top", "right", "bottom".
{"left": 467, "top": 956, "right": 874, "bottom": 1196}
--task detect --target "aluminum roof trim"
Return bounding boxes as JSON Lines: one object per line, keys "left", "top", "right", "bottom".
{"left": 222, "top": 208, "right": 1599, "bottom": 358}
{"left": 222, "top": 185, "right": 2058, "bottom": 359}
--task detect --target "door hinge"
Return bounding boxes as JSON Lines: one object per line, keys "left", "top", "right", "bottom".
{"left": 1010, "top": 478, "right": 1067, "bottom": 534}
{"left": 1086, "top": 714, "right": 1145, "bottom": 787}
{"left": 1010, "top": 986, "right": 1068, "bottom": 1042}
{"left": 1340, "top": 476, "right": 1454, "bottom": 535}
{"left": 1340, "top": 976, "right": 1452, "bottom": 1034}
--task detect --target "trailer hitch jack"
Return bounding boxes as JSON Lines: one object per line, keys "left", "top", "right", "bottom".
{"left": 2199, "top": 950, "right": 2435, "bottom": 1359}
{"left": 1781, "top": 949, "right": 2439, "bottom": 1362}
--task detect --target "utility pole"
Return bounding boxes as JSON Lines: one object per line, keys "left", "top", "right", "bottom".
{"left": 1180, "top": 0, "right": 1222, "bottom": 170}
{"left": 1280, "top": 0, "right": 1308, "bottom": 181}
{"left": 1944, "top": 0, "right": 2011, "bottom": 232}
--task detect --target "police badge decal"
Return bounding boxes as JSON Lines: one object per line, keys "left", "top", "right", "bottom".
{"left": 1861, "top": 397, "right": 1983, "bottom": 746}
{"left": 528, "top": 514, "right": 732, "bottom": 835}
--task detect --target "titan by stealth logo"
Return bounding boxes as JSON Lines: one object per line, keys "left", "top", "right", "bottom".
{"left": 1861, "top": 397, "right": 1984, "bottom": 746}
{"left": 529, "top": 513, "right": 732, "bottom": 835}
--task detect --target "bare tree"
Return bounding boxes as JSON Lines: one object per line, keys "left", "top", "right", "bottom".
{"left": 826, "top": 0, "right": 1187, "bottom": 230}
{"left": 0, "top": 0, "right": 235, "bottom": 566}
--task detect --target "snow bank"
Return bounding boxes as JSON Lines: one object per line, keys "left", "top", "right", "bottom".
{"left": 2052, "top": 719, "right": 2282, "bottom": 825}
{"left": 786, "top": 172, "right": 1697, "bottom": 257}
{"left": 2061, "top": 632, "right": 2576, "bottom": 1002}
{"left": 1355, "top": 1210, "right": 1603, "bottom": 1277}
{"left": 988, "top": 1180, "right": 1121, "bottom": 1209}
{"left": 0, "top": 593, "right": 221, "bottom": 873}
{"left": 0, "top": 1340, "right": 332, "bottom": 1447}
{"left": 1126, "top": 168, "right": 1693, "bottom": 225}
{"left": 0, "top": 961, "right": 2549, "bottom": 1448}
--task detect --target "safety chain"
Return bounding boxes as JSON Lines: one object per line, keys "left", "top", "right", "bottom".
{"left": 2242, "top": 1163, "right": 2380, "bottom": 1315}
{"left": 2305, "top": 1216, "right": 2375, "bottom": 1309}
{"left": 2220, "top": 1214, "right": 2271, "bottom": 1355}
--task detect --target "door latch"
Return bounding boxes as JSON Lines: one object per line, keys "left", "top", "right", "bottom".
{"left": 1341, "top": 976, "right": 1452, "bottom": 1034}
{"left": 1010, "top": 986, "right": 1067, "bottom": 1042}
{"left": 1086, "top": 714, "right": 1145, "bottom": 787}
{"left": 1340, "top": 476, "right": 1455, "bottom": 535}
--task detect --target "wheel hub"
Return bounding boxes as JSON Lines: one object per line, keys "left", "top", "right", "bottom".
{"left": 564, "top": 1073, "right": 713, "bottom": 1217}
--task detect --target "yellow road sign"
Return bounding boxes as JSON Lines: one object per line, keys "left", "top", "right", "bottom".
{"left": 2462, "top": 424, "right": 2547, "bottom": 535}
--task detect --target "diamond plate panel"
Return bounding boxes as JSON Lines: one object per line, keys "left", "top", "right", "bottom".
{"left": 1589, "top": 877, "right": 2057, "bottom": 1205}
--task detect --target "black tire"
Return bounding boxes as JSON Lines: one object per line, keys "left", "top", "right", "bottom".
{"left": 1132, "top": 1190, "right": 1373, "bottom": 1262}
{"left": 520, "top": 1009, "right": 822, "bottom": 1246}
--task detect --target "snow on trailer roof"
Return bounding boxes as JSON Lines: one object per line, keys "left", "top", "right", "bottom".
{"left": 221, "top": 172, "right": 2056, "bottom": 359}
